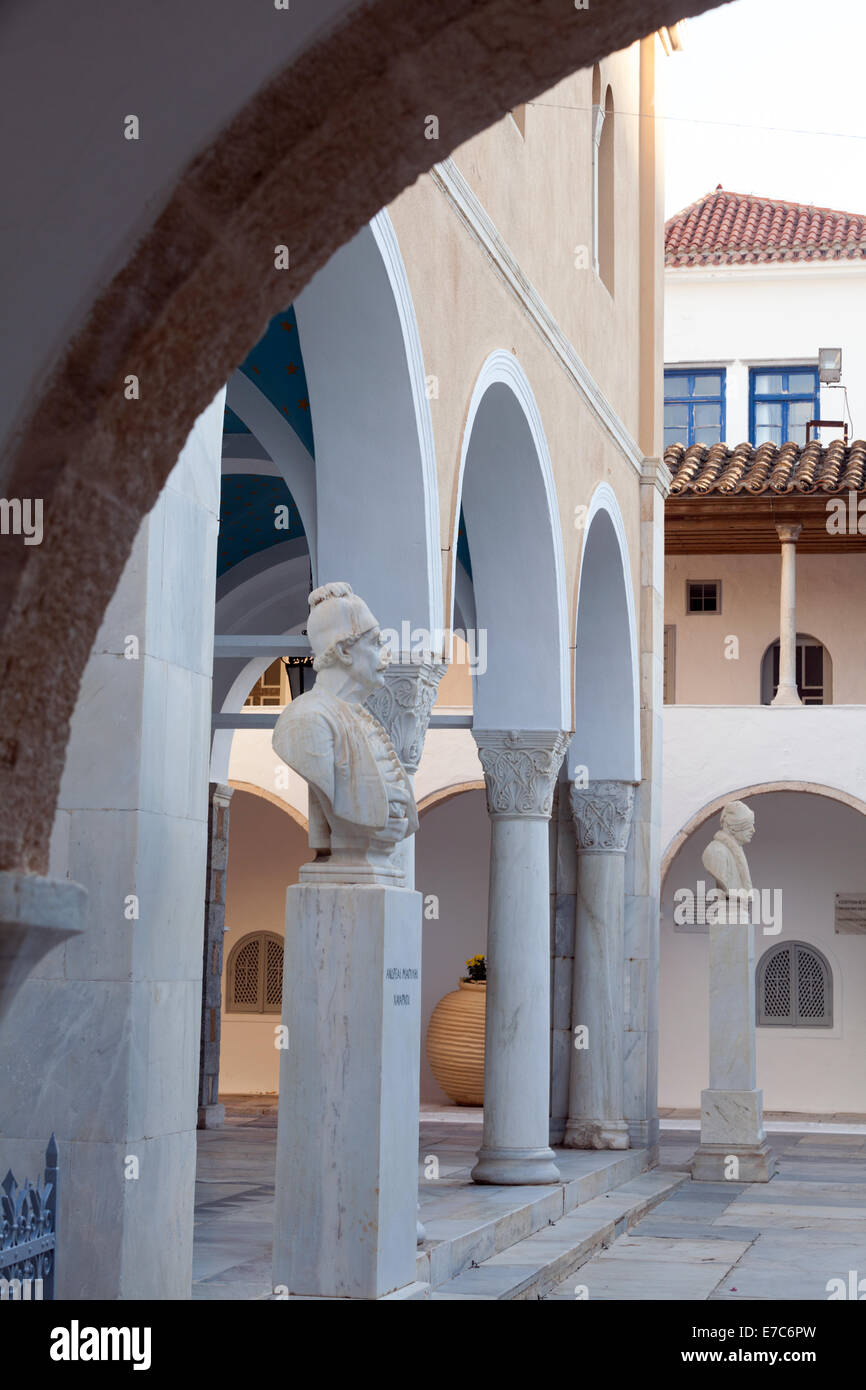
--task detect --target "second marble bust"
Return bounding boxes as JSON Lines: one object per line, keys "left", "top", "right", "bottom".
{"left": 272, "top": 581, "right": 417, "bottom": 883}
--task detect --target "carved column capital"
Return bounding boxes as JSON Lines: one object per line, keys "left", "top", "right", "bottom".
{"left": 473, "top": 729, "right": 570, "bottom": 820}
{"left": 365, "top": 655, "right": 447, "bottom": 775}
{"left": 571, "top": 779, "right": 636, "bottom": 853}
{"left": 775, "top": 522, "right": 802, "bottom": 544}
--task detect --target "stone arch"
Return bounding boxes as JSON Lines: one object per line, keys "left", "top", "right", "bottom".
{"left": 1, "top": 0, "right": 731, "bottom": 873}
{"left": 451, "top": 350, "right": 570, "bottom": 730}
{"left": 661, "top": 780, "right": 866, "bottom": 886}
{"left": 295, "top": 212, "right": 442, "bottom": 636}
{"left": 570, "top": 482, "right": 640, "bottom": 781}
{"left": 211, "top": 211, "right": 441, "bottom": 781}
{"left": 417, "top": 780, "right": 486, "bottom": 815}
{"left": 228, "top": 780, "right": 309, "bottom": 834}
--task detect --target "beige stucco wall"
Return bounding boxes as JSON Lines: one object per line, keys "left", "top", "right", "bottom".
{"left": 448, "top": 50, "right": 642, "bottom": 440}
{"left": 665, "top": 552, "right": 866, "bottom": 705}
{"left": 221, "top": 788, "right": 312, "bottom": 1094}
{"left": 386, "top": 39, "right": 660, "bottom": 697}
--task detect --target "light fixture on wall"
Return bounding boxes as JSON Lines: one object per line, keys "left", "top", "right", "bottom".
{"left": 807, "top": 348, "right": 849, "bottom": 443}
{"left": 818, "top": 348, "right": 842, "bottom": 384}
{"left": 283, "top": 653, "right": 315, "bottom": 701}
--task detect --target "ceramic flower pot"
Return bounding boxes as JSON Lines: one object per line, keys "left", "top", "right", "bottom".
{"left": 425, "top": 980, "right": 486, "bottom": 1104}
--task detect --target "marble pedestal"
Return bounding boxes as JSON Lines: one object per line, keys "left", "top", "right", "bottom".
{"left": 691, "top": 1089, "right": 777, "bottom": 1182}
{"left": 691, "top": 919, "right": 776, "bottom": 1183}
{"left": 273, "top": 882, "right": 423, "bottom": 1299}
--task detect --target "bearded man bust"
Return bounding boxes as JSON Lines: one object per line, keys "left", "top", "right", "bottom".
{"left": 272, "top": 582, "right": 417, "bottom": 884}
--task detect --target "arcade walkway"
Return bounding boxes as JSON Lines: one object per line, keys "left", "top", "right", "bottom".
{"left": 192, "top": 1099, "right": 866, "bottom": 1300}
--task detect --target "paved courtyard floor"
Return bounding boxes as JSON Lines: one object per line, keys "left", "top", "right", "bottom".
{"left": 192, "top": 1099, "right": 866, "bottom": 1301}
{"left": 543, "top": 1127, "right": 866, "bottom": 1301}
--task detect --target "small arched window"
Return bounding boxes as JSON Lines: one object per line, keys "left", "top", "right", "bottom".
{"left": 226, "top": 931, "right": 284, "bottom": 1013}
{"left": 597, "top": 85, "right": 615, "bottom": 294}
{"left": 757, "top": 941, "right": 832, "bottom": 1027}
{"left": 590, "top": 69, "right": 614, "bottom": 294}
{"left": 760, "top": 633, "right": 830, "bottom": 704}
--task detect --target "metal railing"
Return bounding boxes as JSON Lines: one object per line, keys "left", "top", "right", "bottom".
{"left": 0, "top": 1135, "right": 58, "bottom": 1299}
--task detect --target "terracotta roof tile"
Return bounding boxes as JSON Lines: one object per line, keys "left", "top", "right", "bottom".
{"left": 665, "top": 440, "right": 866, "bottom": 495}
{"left": 666, "top": 188, "right": 866, "bottom": 267}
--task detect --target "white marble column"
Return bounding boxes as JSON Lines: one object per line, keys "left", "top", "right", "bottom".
{"left": 565, "top": 780, "right": 635, "bottom": 1149}
{"left": 771, "top": 522, "right": 803, "bottom": 707}
{"left": 471, "top": 729, "right": 570, "bottom": 1186}
{"left": 691, "top": 907, "right": 776, "bottom": 1182}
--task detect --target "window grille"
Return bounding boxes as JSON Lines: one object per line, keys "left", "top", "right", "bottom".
{"left": 227, "top": 931, "right": 284, "bottom": 1013}
{"left": 244, "top": 659, "right": 286, "bottom": 707}
{"left": 757, "top": 941, "right": 832, "bottom": 1027}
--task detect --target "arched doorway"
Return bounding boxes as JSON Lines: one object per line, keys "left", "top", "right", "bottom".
{"left": 660, "top": 784, "right": 866, "bottom": 1117}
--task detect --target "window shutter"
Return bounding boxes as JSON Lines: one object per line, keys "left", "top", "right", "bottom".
{"left": 760, "top": 945, "right": 792, "bottom": 1025}
{"left": 265, "top": 936, "right": 284, "bottom": 1011}
{"left": 757, "top": 942, "right": 832, "bottom": 1028}
{"left": 232, "top": 937, "right": 261, "bottom": 1011}
{"left": 228, "top": 932, "right": 285, "bottom": 1013}
{"left": 795, "top": 944, "right": 830, "bottom": 1025}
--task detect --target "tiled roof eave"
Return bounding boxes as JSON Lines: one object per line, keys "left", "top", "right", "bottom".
{"left": 665, "top": 441, "right": 866, "bottom": 496}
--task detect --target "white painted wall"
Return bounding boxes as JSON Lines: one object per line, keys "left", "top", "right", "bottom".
{"left": 665, "top": 264, "right": 866, "bottom": 444}
{"left": 660, "top": 791, "right": 866, "bottom": 1114}
{"left": 661, "top": 704, "right": 866, "bottom": 856}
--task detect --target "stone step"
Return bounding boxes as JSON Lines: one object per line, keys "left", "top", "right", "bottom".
{"left": 417, "top": 1146, "right": 648, "bottom": 1291}
{"left": 428, "top": 1170, "right": 689, "bottom": 1300}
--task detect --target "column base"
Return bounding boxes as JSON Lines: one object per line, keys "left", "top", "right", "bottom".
{"left": 471, "top": 1146, "right": 561, "bottom": 1185}
{"left": 770, "top": 683, "right": 803, "bottom": 708}
{"left": 690, "top": 1139, "right": 777, "bottom": 1183}
{"left": 562, "top": 1119, "right": 629, "bottom": 1151}
{"left": 197, "top": 1103, "right": 225, "bottom": 1129}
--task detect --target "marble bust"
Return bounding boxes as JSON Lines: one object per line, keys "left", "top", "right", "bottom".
{"left": 272, "top": 582, "right": 417, "bottom": 883}
{"left": 701, "top": 800, "right": 755, "bottom": 897}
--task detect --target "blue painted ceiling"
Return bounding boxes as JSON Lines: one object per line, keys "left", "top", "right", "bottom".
{"left": 222, "top": 302, "right": 314, "bottom": 457}
{"left": 218, "top": 476, "right": 306, "bottom": 577}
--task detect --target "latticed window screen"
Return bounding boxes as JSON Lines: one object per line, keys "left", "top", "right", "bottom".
{"left": 227, "top": 932, "right": 284, "bottom": 1013}
{"left": 757, "top": 942, "right": 832, "bottom": 1027}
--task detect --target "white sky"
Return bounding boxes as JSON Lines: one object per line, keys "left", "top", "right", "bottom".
{"left": 664, "top": 0, "right": 866, "bottom": 218}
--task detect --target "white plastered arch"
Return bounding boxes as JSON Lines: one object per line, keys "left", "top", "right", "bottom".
{"left": 295, "top": 209, "right": 442, "bottom": 637}
{"left": 570, "top": 481, "right": 640, "bottom": 782}
{"left": 451, "top": 350, "right": 570, "bottom": 730}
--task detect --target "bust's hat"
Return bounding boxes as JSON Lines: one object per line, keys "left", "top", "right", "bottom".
{"left": 307, "top": 581, "right": 379, "bottom": 657}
